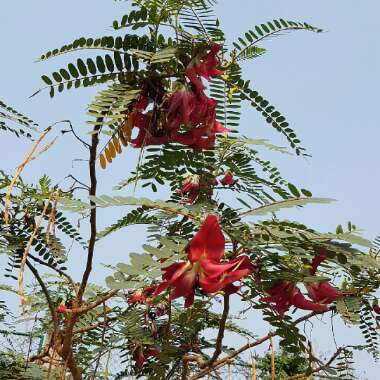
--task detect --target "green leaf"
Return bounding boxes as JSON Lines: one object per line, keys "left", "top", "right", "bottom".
{"left": 41, "top": 75, "right": 52, "bottom": 85}
{"left": 288, "top": 183, "right": 301, "bottom": 197}
{"left": 241, "top": 197, "right": 335, "bottom": 217}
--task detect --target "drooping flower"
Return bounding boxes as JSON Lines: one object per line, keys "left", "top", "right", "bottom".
{"left": 186, "top": 43, "right": 223, "bottom": 96}
{"left": 132, "top": 344, "right": 145, "bottom": 370}
{"left": 262, "top": 281, "right": 328, "bottom": 317}
{"left": 262, "top": 247, "right": 344, "bottom": 317}
{"left": 306, "top": 248, "right": 343, "bottom": 304}
{"left": 154, "top": 214, "right": 254, "bottom": 308}
{"left": 220, "top": 170, "right": 235, "bottom": 186}
{"left": 167, "top": 85, "right": 195, "bottom": 129}
{"left": 306, "top": 282, "right": 343, "bottom": 304}
{"left": 132, "top": 344, "right": 160, "bottom": 370}
{"left": 310, "top": 248, "right": 328, "bottom": 275}
{"left": 176, "top": 173, "right": 200, "bottom": 204}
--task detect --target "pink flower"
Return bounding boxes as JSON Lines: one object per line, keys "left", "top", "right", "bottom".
{"left": 176, "top": 173, "right": 200, "bottom": 204}
{"left": 220, "top": 170, "right": 235, "bottom": 186}
{"left": 154, "top": 215, "right": 254, "bottom": 308}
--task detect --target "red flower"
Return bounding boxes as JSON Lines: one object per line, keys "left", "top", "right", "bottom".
{"left": 186, "top": 43, "right": 223, "bottom": 95}
{"left": 262, "top": 281, "right": 328, "bottom": 317}
{"left": 176, "top": 173, "right": 200, "bottom": 204}
{"left": 57, "top": 302, "right": 67, "bottom": 314}
{"left": 373, "top": 303, "right": 380, "bottom": 315}
{"left": 132, "top": 344, "right": 160, "bottom": 370}
{"left": 310, "top": 248, "right": 328, "bottom": 275}
{"left": 128, "top": 285, "right": 157, "bottom": 305}
{"left": 220, "top": 170, "right": 235, "bottom": 186}
{"left": 132, "top": 344, "right": 145, "bottom": 370}
{"left": 154, "top": 215, "right": 254, "bottom": 308}
{"left": 306, "top": 282, "right": 343, "bottom": 304}
{"left": 167, "top": 85, "right": 195, "bottom": 129}
{"left": 263, "top": 248, "right": 343, "bottom": 317}
{"left": 307, "top": 248, "right": 343, "bottom": 305}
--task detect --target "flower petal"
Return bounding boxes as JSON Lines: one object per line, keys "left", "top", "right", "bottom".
{"left": 188, "top": 214, "right": 225, "bottom": 262}
{"left": 306, "top": 282, "right": 343, "bottom": 304}
{"left": 291, "top": 288, "right": 328, "bottom": 313}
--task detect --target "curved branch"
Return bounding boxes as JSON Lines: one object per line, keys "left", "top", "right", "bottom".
{"left": 208, "top": 293, "right": 230, "bottom": 366}
{"left": 189, "top": 309, "right": 329, "bottom": 380}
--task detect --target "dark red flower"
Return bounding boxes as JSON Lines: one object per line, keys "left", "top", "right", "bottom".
{"left": 57, "top": 302, "right": 67, "bottom": 314}
{"left": 154, "top": 215, "right": 253, "bottom": 308}
{"left": 167, "top": 85, "right": 195, "bottom": 128}
{"left": 306, "top": 282, "right": 343, "bottom": 304}
{"left": 373, "top": 303, "right": 380, "bottom": 315}
{"left": 310, "top": 248, "right": 328, "bottom": 275}
{"left": 186, "top": 43, "right": 223, "bottom": 95}
{"left": 262, "top": 281, "right": 328, "bottom": 317}
{"left": 132, "top": 344, "right": 160, "bottom": 370}
{"left": 220, "top": 170, "right": 235, "bottom": 186}
{"left": 132, "top": 344, "right": 145, "bottom": 369}
{"left": 176, "top": 173, "right": 200, "bottom": 204}
{"left": 307, "top": 247, "right": 343, "bottom": 305}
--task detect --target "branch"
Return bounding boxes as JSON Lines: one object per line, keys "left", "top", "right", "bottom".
{"left": 189, "top": 309, "right": 329, "bottom": 380}
{"left": 77, "top": 122, "right": 101, "bottom": 302}
{"left": 28, "top": 252, "right": 78, "bottom": 295}
{"left": 208, "top": 293, "right": 230, "bottom": 366}
{"left": 25, "top": 260, "right": 59, "bottom": 333}
{"left": 282, "top": 347, "right": 344, "bottom": 380}
{"left": 61, "top": 120, "right": 90, "bottom": 148}
{"left": 70, "top": 289, "right": 119, "bottom": 315}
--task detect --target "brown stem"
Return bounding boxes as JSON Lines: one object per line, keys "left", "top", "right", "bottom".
{"left": 28, "top": 253, "right": 78, "bottom": 295}
{"left": 208, "top": 293, "right": 230, "bottom": 366}
{"left": 70, "top": 289, "right": 119, "bottom": 314}
{"left": 25, "top": 260, "right": 59, "bottom": 332}
{"left": 77, "top": 123, "right": 101, "bottom": 302}
{"left": 189, "top": 309, "right": 329, "bottom": 380}
{"left": 282, "top": 347, "right": 344, "bottom": 380}
{"left": 59, "top": 122, "right": 102, "bottom": 380}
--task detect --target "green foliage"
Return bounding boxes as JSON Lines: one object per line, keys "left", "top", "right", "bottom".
{"left": 1, "top": 1, "right": 378, "bottom": 379}
{"left": 232, "top": 20, "right": 323, "bottom": 62}
{"left": 0, "top": 99, "right": 37, "bottom": 139}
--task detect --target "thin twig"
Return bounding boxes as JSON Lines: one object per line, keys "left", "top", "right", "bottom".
{"left": 189, "top": 309, "right": 329, "bottom": 380}
{"left": 19, "top": 192, "right": 55, "bottom": 309}
{"left": 208, "top": 294, "right": 230, "bottom": 366}
{"left": 281, "top": 347, "right": 344, "bottom": 380}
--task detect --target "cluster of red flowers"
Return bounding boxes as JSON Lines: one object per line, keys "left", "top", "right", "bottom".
{"left": 154, "top": 214, "right": 254, "bottom": 308}
{"left": 177, "top": 170, "right": 235, "bottom": 204}
{"left": 124, "top": 44, "right": 228, "bottom": 150}
{"left": 262, "top": 248, "right": 344, "bottom": 317}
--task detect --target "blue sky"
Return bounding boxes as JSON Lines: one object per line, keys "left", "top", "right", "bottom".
{"left": 1, "top": 0, "right": 379, "bottom": 378}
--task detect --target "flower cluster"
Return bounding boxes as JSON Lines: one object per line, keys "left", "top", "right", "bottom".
{"left": 154, "top": 214, "right": 254, "bottom": 308}
{"left": 124, "top": 44, "right": 228, "bottom": 150}
{"left": 262, "top": 249, "right": 343, "bottom": 317}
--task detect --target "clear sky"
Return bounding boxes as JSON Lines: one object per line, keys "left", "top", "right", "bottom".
{"left": 1, "top": 1, "right": 379, "bottom": 378}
